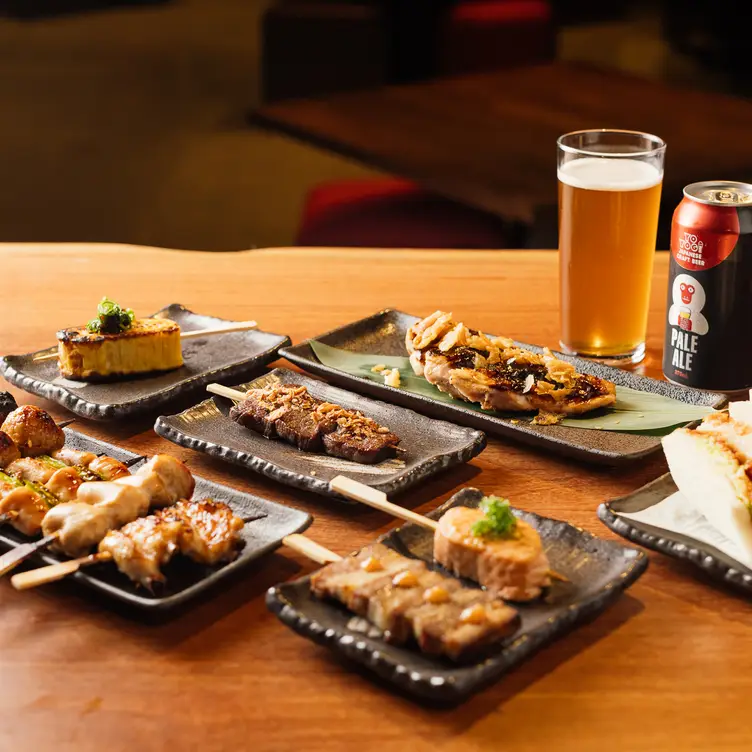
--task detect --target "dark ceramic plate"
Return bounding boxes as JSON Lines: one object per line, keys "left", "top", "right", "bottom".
{"left": 280, "top": 309, "right": 726, "bottom": 465}
{"left": 598, "top": 473, "right": 752, "bottom": 594}
{"left": 155, "top": 368, "right": 486, "bottom": 500}
{"left": 0, "top": 428, "right": 312, "bottom": 612}
{"left": 0, "top": 303, "right": 291, "bottom": 421}
{"left": 267, "top": 488, "right": 647, "bottom": 704}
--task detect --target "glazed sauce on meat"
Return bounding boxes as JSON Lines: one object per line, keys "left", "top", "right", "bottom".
{"left": 433, "top": 346, "right": 608, "bottom": 402}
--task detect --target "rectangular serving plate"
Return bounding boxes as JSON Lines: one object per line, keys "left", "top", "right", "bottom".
{"left": 279, "top": 309, "right": 726, "bottom": 464}
{"left": 0, "top": 428, "right": 312, "bottom": 612}
{"left": 267, "top": 487, "right": 647, "bottom": 704}
{"left": 0, "top": 303, "right": 291, "bottom": 421}
{"left": 155, "top": 368, "right": 486, "bottom": 500}
{"left": 598, "top": 473, "right": 752, "bottom": 595}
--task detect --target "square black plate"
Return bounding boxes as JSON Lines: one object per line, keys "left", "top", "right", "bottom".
{"left": 598, "top": 473, "right": 752, "bottom": 594}
{"left": 155, "top": 368, "right": 486, "bottom": 500}
{"left": 0, "top": 303, "right": 291, "bottom": 421}
{"left": 266, "top": 487, "right": 647, "bottom": 704}
{"left": 280, "top": 309, "right": 726, "bottom": 465}
{"left": 0, "top": 428, "right": 312, "bottom": 612}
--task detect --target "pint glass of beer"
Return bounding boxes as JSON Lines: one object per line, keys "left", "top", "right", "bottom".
{"left": 558, "top": 129, "right": 665, "bottom": 364}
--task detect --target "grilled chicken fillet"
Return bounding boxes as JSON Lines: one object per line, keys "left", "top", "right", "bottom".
{"left": 406, "top": 311, "right": 616, "bottom": 417}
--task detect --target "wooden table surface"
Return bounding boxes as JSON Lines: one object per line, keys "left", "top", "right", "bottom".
{"left": 252, "top": 62, "right": 752, "bottom": 223}
{"left": 1, "top": 244, "right": 750, "bottom": 752}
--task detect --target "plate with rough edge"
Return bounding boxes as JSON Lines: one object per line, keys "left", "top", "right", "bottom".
{"left": 266, "top": 487, "right": 648, "bottom": 704}
{"left": 279, "top": 308, "right": 726, "bottom": 465}
{"left": 0, "top": 303, "right": 291, "bottom": 421}
{"left": 155, "top": 368, "right": 487, "bottom": 500}
{"left": 0, "top": 428, "right": 312, "bottom": 612}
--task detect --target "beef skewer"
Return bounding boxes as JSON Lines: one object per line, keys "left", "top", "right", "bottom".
{"left": 207, "top": 383, "right": 400, "bottom": 465}
{"left": 11, "top": 499, "right": 247, "bottom": 591}
{"left": 329, "top": 475, "right": 556, "bottom": 602}
{"left": 0, "top": 455, "right": 193, "bottom": 575}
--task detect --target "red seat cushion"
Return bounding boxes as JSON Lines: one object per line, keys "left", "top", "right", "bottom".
{"left": 440, "top": 1, "right": 555, "bottom": 75}
{"left": 297, "top": 178, "right": 512, "bottom": 249}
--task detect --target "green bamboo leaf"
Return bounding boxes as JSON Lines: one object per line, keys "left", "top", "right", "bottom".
{"left": 308, "top": 341, "right": 716, "bottom": 433}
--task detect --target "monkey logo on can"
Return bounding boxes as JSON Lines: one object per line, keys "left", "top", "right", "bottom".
{"left": 663, "top": 181, "right": 752, "bottom": 392}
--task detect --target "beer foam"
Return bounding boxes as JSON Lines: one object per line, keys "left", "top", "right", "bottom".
{"left": 558, "top": 157, "right": 662, "bottom": 191}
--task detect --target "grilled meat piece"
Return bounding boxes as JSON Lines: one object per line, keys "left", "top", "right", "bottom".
{"left": 98, "top": 499, "right": 245, "bottom": 587}
{"left": 0, "top": 431, "right": 21, "bottom": 468}
{"left": 165, "top": 498, "right": 244, "bottom": 565}
{"left": 99, "top": 514, "right": 183, "bottom": 588}
{"left": 1, "top": 406, "right": 65, "bottom": 457}
{"left": 311, "top": 543, "right": 519, "bottom": 661}
{"left": 406, "top": 311, "right": 616, "bottom": 417}
{"left": 230, "top": 384, "right": 400, "bottom": 464}
{"left": 434, "top": 506, "right": 550, "bottom": 601}
{"left": 88, "top": 455, "right": 131, "bottom": 481}
{"left": 0, "top": 475, "right": 49, "bottom": 536}
{"left": 51, "top": 447, "right": 98, "bottom": 468}
{"left": 0, "top": 392, "right": 18, "bottom": 424}
{"left": 6, "top": 456, "right": 59, "bottom": 484}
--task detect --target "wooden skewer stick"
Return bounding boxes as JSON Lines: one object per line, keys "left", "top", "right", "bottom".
{"left": 0, "top": 533, "right": 58, "bottom": 577}
{"left": 282, "top": 533, "right": 341, "bottom": 564}
{"left": 33, "top": 321, "right": 259, "bottom": 362}
{"left": 206, "top": 384, "right": 247, "bottom": 402}
{"left": 11, "top": 551, "right": 111, "bottom": 590}
{"left": 329, "top": 475, "right": 438, "bottom": 531}
{"left": 329, "top": 475, "right": 567, "bottom": 584}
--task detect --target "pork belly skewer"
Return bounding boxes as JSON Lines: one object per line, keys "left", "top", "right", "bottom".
{"left": 11, "top": 499, "right": 246, "bottom": 591}
{"left": 207, "top": 383, "right": 400, "bottom": 465}
{"left": 330, "top": 475, "right": 554, "bottom": 602}
{"left": 0, "top": 455, "right": 193, "bottom": 575}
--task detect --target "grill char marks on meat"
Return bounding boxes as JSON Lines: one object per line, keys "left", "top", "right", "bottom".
{"left": 230, "top": 384, "right": 400, "bottom": 464}
{"left": 310, "top": 542, "right": 519, "bottom": 662}
{"left": 406, "top": 311, "right": 616, "bottom": 418}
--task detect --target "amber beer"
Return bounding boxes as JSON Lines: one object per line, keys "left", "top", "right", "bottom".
{"left": 557, "top": 130, "right": 665, "bottom": 364}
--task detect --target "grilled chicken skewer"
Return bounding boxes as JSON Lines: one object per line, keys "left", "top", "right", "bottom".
{"left": 0, "top": 455, "right": 193, "bottom": 575}
{"left": 330, "top": 475, "right": 552, "bottom": 602}
{"left": 12, "top": 499, "right": 245, "bottom": 591}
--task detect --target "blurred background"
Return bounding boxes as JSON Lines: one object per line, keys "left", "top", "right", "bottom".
{"left": 0, "top": 0, "right": 748, "bottom": 250}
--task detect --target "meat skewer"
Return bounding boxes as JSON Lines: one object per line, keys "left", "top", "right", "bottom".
{"left": 11, "top": 499, "right": 247, "bottom": 591}
{"left": 329, "top": 475, "right": 554, "bottom": 602}
{"left": 285, "top": 536, "right": 520, "bottom": 662}
{"left": 0, "top": 455, "right": 193, "bottom": 575}
{"left": 207, "top": 383, "right": 400, "bottom": 465}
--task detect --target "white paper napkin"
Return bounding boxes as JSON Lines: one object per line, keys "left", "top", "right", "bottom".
{"left": 617, "top": 491, "right": 752, "bottom": 572}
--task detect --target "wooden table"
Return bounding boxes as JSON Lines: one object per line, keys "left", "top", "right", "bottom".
{"left": 1, "top": 244, "right": 750, "bottom": 752}
{"left": 252, "top": 62, "right": 752, "bottom": 225}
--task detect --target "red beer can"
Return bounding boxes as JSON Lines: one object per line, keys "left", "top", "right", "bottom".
{"left": 663, "top": 181, "right": 752, "bottom": 391}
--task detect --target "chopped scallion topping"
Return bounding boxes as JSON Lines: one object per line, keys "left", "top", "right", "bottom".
{"left": 471, "top": 495, "right": 517, "bottom": 538}
{"left": 87, "top": 297, "right": 135, "bottom": 334}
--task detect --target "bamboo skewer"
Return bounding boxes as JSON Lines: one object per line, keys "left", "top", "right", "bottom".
{"left": 33, "top": 321, "right": 258, "bottom": 362}
{"left": 206, "top": 383, "right": 247, "bottom": 402}
{"left": 330, "top": 475, "right": 438, "bottom": 531}
{"left": 0, "top": 534, "right": 59, "bottom": 577}
{"left": 282, "top": 533, "right": 341, "bottom": 564}
{"left": 11, "top": 551, "right": 110, "bottom": 590}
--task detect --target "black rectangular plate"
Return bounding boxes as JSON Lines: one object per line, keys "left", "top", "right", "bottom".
{"left": 155, "top": 368, "right": 486, "bottom": 500}
{"left": 0, "top": 428, "right": 312, "bottom": 612}
{"left": 0, "top": 303, "right": 291, "bottom": 421}
{"left": 598, "top": 473, "right": 752, "bottom": 594}
{"left": 280, "top": 309, "right": 726, "bottom": 465}
{"left": 266, "top": 487, "right": 647, "bottom": 704}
